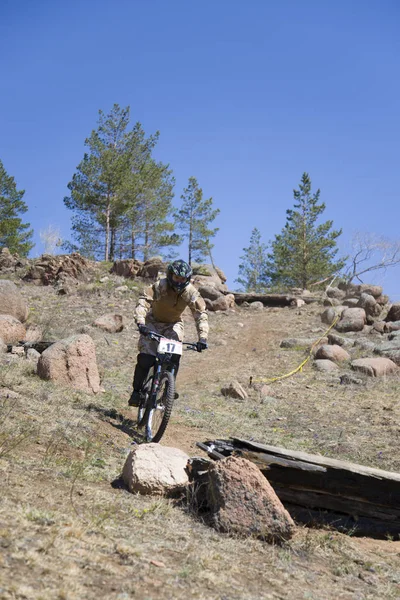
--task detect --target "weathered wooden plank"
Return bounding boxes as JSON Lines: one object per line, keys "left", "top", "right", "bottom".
{"left": 284, "top": 504, "right": 400, "bottom": 537}
{"left": 232, "top": 438, "right": 400, "bottom": 482}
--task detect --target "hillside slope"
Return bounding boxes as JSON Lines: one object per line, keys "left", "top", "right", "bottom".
{"left": 0, "top": 274, "right": 399, "bottom": 600}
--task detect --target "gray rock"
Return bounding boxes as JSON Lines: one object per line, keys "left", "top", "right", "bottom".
{"left": 335, "top": 308, "right": 366, "bottom": 333}
{"left": 280, "top": 337, "right": 328, "bottom": 349}
{"left": 342, "top": 298, "right": 359, "bottom": 308}
{"left": 314, "top": 359, "right": 340, "bottom": 372}
{"left": 326, "top": 286, "right": 346, "bottom": 300}
{"left": 357, "top": 293, "right": 381, "bottom": 318}
{"left": 340, "top": 373, "right": 365, "bottom": 385}
{"left": 353, "top": 339, "right": 376, "bottom": 352}
{"left": 327, "top": 333, "right": 354, "bottom": 348}
{"left": 247, "top": 301, "right": 264, "bottom": 310}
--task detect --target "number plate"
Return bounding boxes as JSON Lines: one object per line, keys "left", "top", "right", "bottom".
{"left": 157, "top": 338, "right": 183, "bottom": 355}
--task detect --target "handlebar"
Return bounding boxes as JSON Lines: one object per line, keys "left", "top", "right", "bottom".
{"left": 138, "top": 327, "right": 204, "bottom": 352}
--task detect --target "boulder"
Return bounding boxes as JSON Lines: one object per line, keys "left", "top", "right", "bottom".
{"left": 137, "top": 257, "right": 166, "bottom": 279}
{"left": 247, "top": 301, "right": 264, "bottom": 310}
{"left": 357, "top": 293, "right": 381, "bottom": 318}
{"left": 122, "top": 443, "right": 189, "bottom": 496}
{"left": 335, "top": 308, "right": 366, "bottom": 333}
{"left": 321, "top": 306, "right": 343, "bottom": 325}
{"left": 385, "top": 320, "right": 400, "bottom": 333}
{"left": 110, "top": 259, "right": 142, "bottom": 279}
{"left": 371, "top": 321, "right": 386, "bottom": 334}
{"left": 225, "top": 294, "right": 236, "bottom": 309}
{"left": 374, "top": 339, "right": 400, "bottom": 366}
{"left": 326, "top": 287, "right": 346, "bottom": 300}
{"left": 0, "top": 280, "right": 29, "bottom": 322}
{"left": 221, "top": 381, "right": 248, "bottom": 400}
{"left": 327, "top": 333, "right": 354, "bottom": 349}
{"left": 325, "top": 297, "right": 343, "bottom": 307}
{"left": 93, "top": 313, "right": 124, "bottom": 333}
{"left": 342, "top": 298, "right": 359, "bottom": 308}
{"left": 205, "top": 296, "right": 230, "bottom": 311}
{"left": 314, "top": 359, "right": 340, "bottom": 372}
{"left": 353, "top": 339, "right": 376, "bottom": 352}
{"left": 314, "top": 344, "right": 350, "bottom": 362}
{"left": 376, "top": 294, "right": 390, "bottom": 306}
{"left": 37, "top": 334, "right": 100, "bottom": 393}
{"left": 356, "top": 284, "right": 383, "bottom": 298}
{"left": 198, "top": 285, "right": 222, "bottom": 302}
{"left": 26, "top": 348, "right": 41, "bottom": 365}
{"left": 386, "top": 303, "right": 400, "bottom": 323}
{"left": 351, "top": 357, "right": 398, "bottom": 377}
{"left": 0, "top": 315, "right": 26, "bottom": 343}
{"left": 206, "top": 456, "right": 295, "bottom": 542}
{"left": 280, "top": 337, "right": 328, "bottom": 350}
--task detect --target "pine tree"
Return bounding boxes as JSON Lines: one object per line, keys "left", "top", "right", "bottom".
{"left": 0, "top": 159, "right": 34, "bottom": 256}
{"left": 174, "top": 177, "right": 219, "bottom": 265}
{"left": 266, "top": 173, "right": 345, "bottom": 289}
{"left": 236, "top": 228, "right": 270, "bottom": 292}
{"left": 122, "top": 160, "right": 180, "bottom": 260}
{"left": 64, "top": 104, "right": 158, "bottom": 261}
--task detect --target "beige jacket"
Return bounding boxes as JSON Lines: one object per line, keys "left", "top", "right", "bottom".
{"left": 134, "top": 278, "right": 209, "bottom": 339}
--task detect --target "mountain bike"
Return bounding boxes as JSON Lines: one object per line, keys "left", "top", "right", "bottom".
{"left": 136, "top": 330, "right": 200, "bottom": 443}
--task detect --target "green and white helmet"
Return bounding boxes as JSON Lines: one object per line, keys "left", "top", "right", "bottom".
{"left": 167, "top": 260, "right": 192, "bottom": 291}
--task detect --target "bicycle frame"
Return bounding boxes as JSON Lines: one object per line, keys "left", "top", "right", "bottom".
{"left": 138, "top": 330, "right": 198, "bottom": 442}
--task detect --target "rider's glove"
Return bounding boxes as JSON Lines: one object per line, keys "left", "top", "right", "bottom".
{"left": 138, "top": 324, "right": 150, "bottom": 336}
{"left": 196, "top": 338, "right": 208, "bottom": 352}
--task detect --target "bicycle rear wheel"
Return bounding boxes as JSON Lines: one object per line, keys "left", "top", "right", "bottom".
{"left": 144, "top": 371, "right": 175, "bottom": 443}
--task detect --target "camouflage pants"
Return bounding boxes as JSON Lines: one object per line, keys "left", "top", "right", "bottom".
{"left": 138, "top": 317, "right": 184, "bottom": 357}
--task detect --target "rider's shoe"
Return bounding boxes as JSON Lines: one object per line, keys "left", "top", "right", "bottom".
{"left": 128, "top": 390, "right": 141, "bottom": 407}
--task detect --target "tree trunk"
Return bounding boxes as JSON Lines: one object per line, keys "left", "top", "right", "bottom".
{"left": 104, "top": 200, "right": 110, "bottom": 261}
{"left": 110, "top": 227, "right": 116, "bottom": 261}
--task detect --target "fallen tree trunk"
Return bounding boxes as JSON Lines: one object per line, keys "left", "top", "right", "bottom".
{"left": 196, "top": 438, "right": 400, "bottom": 538}
{"left": 232, "top": 293, "right": 297, "bottom": 306}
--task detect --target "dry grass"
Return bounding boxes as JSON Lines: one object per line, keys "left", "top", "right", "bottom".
{"left": 0, "top": 275, "right": 399, "bottom": 599}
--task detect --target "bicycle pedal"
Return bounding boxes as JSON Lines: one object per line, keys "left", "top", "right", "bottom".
{"left": 174, "top": 392, "right": 179, "bottom": 400}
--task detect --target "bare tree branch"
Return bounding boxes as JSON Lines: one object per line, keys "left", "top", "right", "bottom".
{"left": 344, "top": 232, "right": 400, "bottom": 283}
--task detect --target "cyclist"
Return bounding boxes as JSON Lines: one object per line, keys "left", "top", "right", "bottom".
{"left": 129, "top": 259, "right": 209, "bottom": 407}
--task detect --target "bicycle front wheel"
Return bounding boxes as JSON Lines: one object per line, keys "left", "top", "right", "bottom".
{"left": 137, "top": 368, "right": 154, "bottom": 427}
{"left": 144, "top": 371, "right": 175, "bottom": 443}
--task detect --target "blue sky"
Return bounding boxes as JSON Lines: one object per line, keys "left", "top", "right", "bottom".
{"left": 1, "top": 0, "right": 399, "bottom": 299}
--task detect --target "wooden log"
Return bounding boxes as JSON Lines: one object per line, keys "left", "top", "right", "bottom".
{"left": 6, "top": 341, "right": 54, "bottom": 354}
{"left": 197, "top": 438, "right": 400, "bottom": 537}
{"left": 233, "top": 293, "right": 297, "bottom": 306}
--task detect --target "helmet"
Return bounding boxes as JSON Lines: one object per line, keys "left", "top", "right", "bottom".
{"left": 167, "top": 260, "right": 192, "bottom": 292}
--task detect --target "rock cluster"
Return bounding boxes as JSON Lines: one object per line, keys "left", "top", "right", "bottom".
{"left": 23, "top": 253, "right": 90, "bottom": 286}
{"left": 315, "top": 283, "right": 400, "bottom": 377}
{"left": 111, "top": 258, "right": 236, "bottom": 311}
